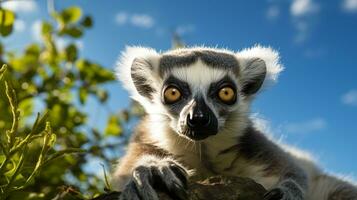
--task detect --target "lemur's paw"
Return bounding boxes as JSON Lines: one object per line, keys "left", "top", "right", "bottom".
{"left": 119, "top": 158, "right": 188, "bottom": 200}
{"left": 263, "top": 188, "right": 285, "bottom": 200}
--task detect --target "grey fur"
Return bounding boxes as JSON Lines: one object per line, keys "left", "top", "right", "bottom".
{"left": 131, "top": 58, "right": 156, "bottom": 100}
{"left": 159, "top": 50, "right": 240, "bottom": 77}
{"left": 328, "top": 184, "right": 357, "bottom": 200}
{"left": 240, "top": 58, "right": 267, "bottom": 95}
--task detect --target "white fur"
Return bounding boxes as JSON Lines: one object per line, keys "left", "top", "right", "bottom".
{"left": 170, "top": 60, "right": 229, "bottom": 96}
{"left": 237, "top": 45, "right": 284, "bottom": 88}
{"left": 115, "top": 46, "right": 160, "bottom": 111}
{"left": 116, "top": 45, "right": 284, "bottom": 109}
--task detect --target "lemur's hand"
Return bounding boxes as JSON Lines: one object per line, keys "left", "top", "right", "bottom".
{"left": 263, "top": 187, "right": 303, "bottom": 200}
{"left": 119, "top": 157, "right": 188, "bottom": 200}
{"left": 263, "top": 188, "right": 285, "bottom": 200}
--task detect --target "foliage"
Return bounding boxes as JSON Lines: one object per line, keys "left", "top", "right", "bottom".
{"left": 0, "top": 4, "right": 140, "bottom": 199}
{"left": 0, "top": 65, "right": 85, "bottom": 199}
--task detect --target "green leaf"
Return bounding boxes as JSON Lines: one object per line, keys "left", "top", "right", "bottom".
{"left": 60, "top": 6, "right": 82, "bottom": 24}
{"left": 0, "top": 64, "right": 7, "bottom": 79}
{"left": 0, "top": 9, "right": 15, "bottom": 27}
{"left": 65, "top": 44, "right": 78, "bottom": 62}
{"left": 61, "top": 26, "right": 83, "bottom": 38}
{"left": 25, "top": 44, "right": 41, "bottom": 56}
{"left": 18, "top": 98, "right": 33, "bottom": 117}
{"left": 81, "top": 16, "right": 93, "bottom": 28}
{"left": 0, "top": 9, "right": 15, "bottom": 37}
{"left": 0, "top": 42, "right": 3, "bottom": 54}
{"left": 79, "top": 87, "right": 88, "bottom": 104}
{"left": 41, "top": 21, "right": 53, "bottom": 36}
{"left": 104, "top": 115, "right": 122, "bottom": 136}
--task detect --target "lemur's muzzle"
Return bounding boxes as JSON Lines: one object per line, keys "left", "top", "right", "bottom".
{"left": 185, "top": 98, "right": 218, "bottom": 140}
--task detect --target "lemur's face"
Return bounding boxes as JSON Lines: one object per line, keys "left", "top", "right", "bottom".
{"left": 161, "top": 64, "right": 237, "bottom": 140}
{"left": 118, "top": 47, "right": 282, "bottom": 141}
{"left": 158, "top": 51, "right": 266, "bottom": 141}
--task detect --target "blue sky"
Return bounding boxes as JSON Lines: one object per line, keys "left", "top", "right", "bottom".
{"left": 2, "top": 0, "right": 357, "bottom": 179}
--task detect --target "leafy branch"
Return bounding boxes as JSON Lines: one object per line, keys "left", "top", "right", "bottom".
{"left": 0, "top": 65, "right": 85, "bottom": 199}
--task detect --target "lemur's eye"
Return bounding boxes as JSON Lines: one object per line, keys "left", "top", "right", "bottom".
{"left": 164, "top": 86, "right": 182, "bottom": 104}
{"left": 218, "top": 86, "right": 236, "bottom": 104}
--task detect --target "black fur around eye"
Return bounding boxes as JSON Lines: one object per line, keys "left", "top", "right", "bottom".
{"left": 208, "top": 76, "right": 238, "bottom": 105}
{"left": 162, "top": 76, "right": 191, "bottom": 105}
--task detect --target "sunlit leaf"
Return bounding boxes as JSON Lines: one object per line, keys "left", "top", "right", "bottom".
{"left": 0, "top": 9, "right": 15, "bottom": 26}
{"left": 25, "top": 44, "right": 41, "bottom": 56}
{"left": 18, "top": 98, "right": 33, "bottom": 117}
{"left": 60, "top": 6, "right": 82, "bottom": 24}
{"left": 79, "top": 87, "right": 88, "bottom": 104}
{"left": 104, "top": 115, "right": 122, "bottom": 136}
{"left": 0, "top": 9, "right": 15, "bottom": 36}
{"left": 0, "top": 64, "right": 7, "bottom": 79}
{"left": 41, "top": 21, "right": 53, "bottom": 37}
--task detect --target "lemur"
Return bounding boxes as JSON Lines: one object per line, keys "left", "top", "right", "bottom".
{"left": 112, "top": 46, "right": 357, "bottom": 200}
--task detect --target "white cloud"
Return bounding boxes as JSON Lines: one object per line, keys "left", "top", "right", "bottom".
{"left": 176, "top": 24, "right": 195, "bottom": 35}
{"left": 284, "top": 118, "right": 327, "bottom": 134}
{"left": 303, "top": 48, "right": 327, "bottom": 58}
{"left": 294, "top": 21, "right": 309, "bottom": 43}
{"left": 342, "top": 0, "right": 357, "bottom": 12}
{"left": 115, "top": 12, "right": 154, "bottom": 28}
{"left": 266, "top": 5, "right": 280, "bottom": 20}
{"left": 115, "top": 12, "right": 128, "bottom": 25}
{"left": 290, "top": 0, "right": 319, "bottom": 43}
{"left": 14, "top": 20, "right": 26, "bottom": 32}
{"left": 31, "top": 20, "right": 42, "bottom": 41}
{"left": 291, "top": 0, "right": 319, "bottom": 17}
{"left": 131, "top": 14, "right": 154, "bottom": 28}
{"left": 2, "top": 0, "right": 38, "bottom": 13}
{"left": 341, "top": 90, "right": 357, "bottom": 106}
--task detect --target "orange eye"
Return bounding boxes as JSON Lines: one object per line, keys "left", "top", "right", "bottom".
{"left": 218, "top": 87, "right": 236, "bottom": 104}
{"left": 164, "top": 86, "right": 182, "bottom": 103}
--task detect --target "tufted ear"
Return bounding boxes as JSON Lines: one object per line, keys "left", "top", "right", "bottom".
{"left": 236, "top": 45, "right": 284, "bottom": 95}
{"left": 239, "top": 58, "right": 267, "bottom": 95}
{"left": 116, "top": 46, "right": 160, "bottom": 109}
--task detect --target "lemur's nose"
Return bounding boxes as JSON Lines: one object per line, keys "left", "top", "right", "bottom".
{"left": 184, "top": 97, "right": 218, "bottom": 140}
{"left": 187, "top": 109, "right": 210, "bottom": 128}
{"left": 187, "top": 99, "right": 210, "bottom": 128}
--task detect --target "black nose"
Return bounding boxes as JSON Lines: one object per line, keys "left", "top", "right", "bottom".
{"left": 184, "top": 98, "right": 218, "bottom": 140}
{"left": 187, "top": 110, "right": 210, "bottom": 128}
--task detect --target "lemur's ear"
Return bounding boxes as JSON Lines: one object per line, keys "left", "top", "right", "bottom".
{"left": 236, "top": 45, "right": 283, "bottom": 95}
{"left": 116, "top": 46, "right": 160, "bottom": 108}
{"left": 239, "top": 58, "right": 267, "bottom": 95}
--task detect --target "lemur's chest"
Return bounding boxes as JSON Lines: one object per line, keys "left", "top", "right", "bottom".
{"left": 165, "top": 135, "right": 249, "bottom": 179}
{"left": 169, "top": 138, "right": 279, "bottom": 189}
{"left": 150, "top": 128, "right": 278, "bottom": 188}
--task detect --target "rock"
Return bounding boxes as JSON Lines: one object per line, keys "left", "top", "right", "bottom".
{"left": 92, "top": 176, "right": 267, "bottom": 200}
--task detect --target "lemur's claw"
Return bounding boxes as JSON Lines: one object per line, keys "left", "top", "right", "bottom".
{"left": 119, "top": 181, "right": 142, "bottom": 200}
{"left": 263, "top": 188, "right": 285, "bottom": 200}
{"left": 120, "top": 160, "right": 188, "bottom": 200}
